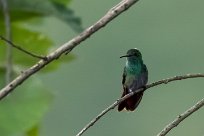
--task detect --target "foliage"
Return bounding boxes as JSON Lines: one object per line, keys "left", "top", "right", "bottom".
{"left": 0, "top": 69, "right": 52, "bottom": 136}
{"left": 0, "top": 0, "right": 82, "bottom": 32}
{"left": 0, "top": 0, "right": 81, "bottom": 135}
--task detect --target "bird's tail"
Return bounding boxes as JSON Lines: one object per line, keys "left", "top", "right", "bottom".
{"left": 118, "top": 90, "right": 143, "bottom": 111}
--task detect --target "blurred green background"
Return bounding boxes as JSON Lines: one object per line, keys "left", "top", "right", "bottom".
{"left": 1, "top": 0, "right": 204, "bottom": 136}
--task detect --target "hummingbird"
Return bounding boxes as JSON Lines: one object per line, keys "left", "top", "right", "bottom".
{"left": 118, "top": 48, "right": 148, "bottom": 111}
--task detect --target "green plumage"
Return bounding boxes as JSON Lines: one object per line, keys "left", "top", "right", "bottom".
{"left": 118, "top": 48, "right": 148, "bottom": 111}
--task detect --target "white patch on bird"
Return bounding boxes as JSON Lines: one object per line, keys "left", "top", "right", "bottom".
{"left": 129, "top": 89, "right": 133, "bottom": 92}
{"left": 126, "top": 61, "right": 128, "bottom": 67}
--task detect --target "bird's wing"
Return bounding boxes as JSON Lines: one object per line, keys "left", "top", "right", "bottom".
{"left": 122, "top": 67, "right": 127, "bottom": 85}
{"left": 141, "top": 64, "right": 148, "bottom": 85}
{"left": 131, "top": 64, "right": 148, "bottom": 91}
{"left": 118, "top": 67, "right": 128, "bottom": 111}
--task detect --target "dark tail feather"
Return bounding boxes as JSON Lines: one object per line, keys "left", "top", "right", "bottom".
{"left": 126, "top": 91, "right": 143, "bottom": 111}
{"left": 118, "top": 91, "right": 143, "bottom": 112}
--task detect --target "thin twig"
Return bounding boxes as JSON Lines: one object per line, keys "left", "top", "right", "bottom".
{"left": 157, "top": 97, "right": 204, "bottom": 136}
{"left": 0, "top": 0, "right": 12, "bottom": 84}
{"left": 0, "top": 35, "right": 47, "bottom": 60}
{"left": 76, "top": 73, "right": 204, "bottom": 136}
{"left": 0, "top": 0, "right": 140, "bottom": 99}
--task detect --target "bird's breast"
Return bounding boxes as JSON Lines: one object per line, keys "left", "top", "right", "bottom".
{"left": 124, "top": 74, "right": 137, "bottom": 89}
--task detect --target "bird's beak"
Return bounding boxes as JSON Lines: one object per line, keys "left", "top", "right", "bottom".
{"left": 120, "top": 54, "right": 132, "bottom": 58}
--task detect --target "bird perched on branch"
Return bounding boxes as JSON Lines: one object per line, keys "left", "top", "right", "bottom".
{"left": 118, "top": 48, "right": 148, "bottom": 111}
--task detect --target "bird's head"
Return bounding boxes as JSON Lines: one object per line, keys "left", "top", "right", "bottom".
{"left": 120, "top": 48, "right": 142, "bottom": 62}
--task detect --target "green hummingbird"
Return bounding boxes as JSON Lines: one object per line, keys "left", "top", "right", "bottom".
{"left": 118, "top": 48, "right": 148, "bottom": 111}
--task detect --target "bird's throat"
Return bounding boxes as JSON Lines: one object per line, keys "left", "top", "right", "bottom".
{"left": 126, "top": 60, "right": 143, "bottom": 75}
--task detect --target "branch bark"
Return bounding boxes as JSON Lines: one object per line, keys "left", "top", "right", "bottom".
{"left": 157, "top": 97, "right": 204, "bottom": 136}
{"left": 0, "top": 0, "right": 140, "bottom": 99}
{"left": 76, "top": 73, "right": 204, "bottom": 136}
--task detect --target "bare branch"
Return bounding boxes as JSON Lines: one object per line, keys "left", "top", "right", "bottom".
{"left": 0, "top": 1, "right": 203, "bottom": 136}
{"left": 76, "top": 73, "right": 204, "bottom": 136}
{"left": 0, "top": 0, "right": 12, "bottom": 84}
{"left": 157, "top": 97, "right": 204, "bottom": 136}
{"left": 0, "top": 0, "right": 140, "bottom": 98}
{"left": 0, "top": 35, "right": 47, "bottom": 60}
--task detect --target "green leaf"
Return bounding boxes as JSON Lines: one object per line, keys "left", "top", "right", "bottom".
{"left": 0, "top": 24, "right": 76, "bottom": 72}
{"left": 50, "top": 2, "right": 83, "bottom": 32}
{"left": 49, "top": 0, "right": 71, "bottom": 5}
{"left": 0, "top": 23, "right": 53, "bottom": 66}
{"left": 0, "top": 69, "right": 53, "bottom": 136}
{"left": 0, "top": 0, "right": 83, "bottom": 32}
{"left": 26, "top": 124, "right": 39, "bottom": 136}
